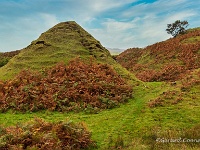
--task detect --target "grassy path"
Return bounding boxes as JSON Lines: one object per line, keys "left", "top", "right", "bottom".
{"left": 0, "top": 82, "right": 199, "bottom": 149}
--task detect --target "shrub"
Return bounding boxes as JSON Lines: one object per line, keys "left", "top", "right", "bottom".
{"left": 0, "top": 58, "right": 133, "bottom": 112}
{"left": 0, "top": 58, "right": 9, "bottom": 67}
{"left": 0, "top": 118, "right": 96, "bottom": 150}
{"left": 166, "top": 20, "right": 189, "bottom": 37}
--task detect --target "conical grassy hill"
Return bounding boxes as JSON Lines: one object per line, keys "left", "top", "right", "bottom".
{"left": 116, "top": 28, "right": 200, "bottom": 82}
{"left": 0, "top": 21, "right": 123, "bottom": 80}
{"left": 0, "top": 21, "right": 136, "bottom": 112}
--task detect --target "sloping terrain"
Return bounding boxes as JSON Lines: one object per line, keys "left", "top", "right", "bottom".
{"left": 0, "top": 21, "right": 119, "bottom": 80}
{"left": 0, "top": 50, "right": 20, "bottom": 67}
{"left": 1, "top": 79, "right": 199, "bottom": 150}
{"left": 0, "top": 21, "right": 136, "bottom": 114}
{"left": 116, "top": 28, "right": 200, "bottom": 81}
{"left": 0, "top": 22, "right": 199, "bottom": 150}
{"left": 0, "top": 58, "right": 133, "bottom": 112}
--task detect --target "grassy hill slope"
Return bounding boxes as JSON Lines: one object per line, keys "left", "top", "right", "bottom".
{"left": 0, "top": 21, "right": 138, "bottom": 112}
{"left": 116, "top": 28, "right": 200, "bottom": 82}
{"left": 1, "top": 79, "right": 199, "bottom": 149}
{"left": 0, "top": 23, "right": 199, "bottom": 150}
{"left": 0, "top": 21, "right": 123, "bottom": 81}
{"left": 0, "top": 50, "right": 20, "bottom": 67}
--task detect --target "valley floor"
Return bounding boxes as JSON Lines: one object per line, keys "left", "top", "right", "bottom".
{"left": 0, "top": 81, "right": 199, "bottom": 150}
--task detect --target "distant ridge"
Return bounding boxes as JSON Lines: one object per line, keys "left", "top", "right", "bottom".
{"left": 106, "top": 48, "right": 125, "bottom": 55}
{"left": 0, "top": 50, "right": 20, "bottom": 58}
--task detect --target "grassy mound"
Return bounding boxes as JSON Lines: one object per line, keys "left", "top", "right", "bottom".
{"left": 0, "top": 21, "right": 114, "bottom": 81}
{"left": 0, "top": 118, "right": 95, "bottom": 150}
{"left": 148, "top": 68, "right": 200, "bottom": 108}
{"left": 116, "top": 28, "right": 200, "bottom": 81}
{"left": 0, "top": 58, "right": 132, "bottom": 112}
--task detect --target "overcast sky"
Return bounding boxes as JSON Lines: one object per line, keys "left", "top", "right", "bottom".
{"left": 0, "top": 0, "right": 200, "bottom": 52}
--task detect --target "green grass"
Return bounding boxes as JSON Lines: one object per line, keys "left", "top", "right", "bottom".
{"left": 0, "top": 21, "right": 114, "bottom": 81}
{"left": 0, "top": 22, "right": 199, "bottom": 149}
{"left": 0, "top": 81, "right": 199, "bottom": 149}
{"left": 137, "top": 50, "right": 153, "bottom": 65}
{"left": 182, "top": 36, "right": 200, "bottom": 44}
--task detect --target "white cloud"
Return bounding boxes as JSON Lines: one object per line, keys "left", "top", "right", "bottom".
{"left": 102, "top": 19, "right": 134, "bottom": 31}
{"left": 39, "top": 13, "right": 59, "bottom": 28}
{"left": 87, "top": 20, "right": 137, "bottom": 49}
{"left": 122, "top": 0, "right": 188, "bottom": 18}
{"left": 0, "top": 13, "right": 59, "bottom": 51}
{"left": 86, "top": 0, "right": 199, "bottom": 49}
{"left": 87, "top": 6, "right": 196, "bottom": 49}
{"left": 57, "top": 0, "right": 137, "bottom": 25}
{"left": 86, "top": 0, "right": 136, "bottom": 12}
{"left": 0, "top": 0, "right": 200, "bottom": 52}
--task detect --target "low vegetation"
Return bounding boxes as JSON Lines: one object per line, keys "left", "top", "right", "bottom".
{"left": 0, "top": 21, "right": 199, "bottom": 149}
{"left": 0, "top": 50, "right": 20, "bottom": 67}
{"left": 0, "top": 58, "right": 132, "bottom": 112}
{"left": 0, "top": 118, "right": 95, "bottom": 150}
{"left": 0, "top": 21, "right": 114, "bottom": 80}
{"left": 0, "top": 81, "right": 199, "bottom": 149}
{"left": 116, "top": 28, "right": 200, "bottom": 81}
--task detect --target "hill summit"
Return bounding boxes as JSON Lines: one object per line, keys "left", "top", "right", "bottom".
{"left": 30, "top": 21, "right": 111, "bottom": 59}
{"left": 0, "top": 21, "right": 113, "bottom": 80}
{"left": 0, "top": 21, "right": 133, "bottom": 112}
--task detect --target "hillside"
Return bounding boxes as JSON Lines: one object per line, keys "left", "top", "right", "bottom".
{"left": 0, "top": 21, "right": 136, "bottom": 112}
{"left": 116, "top": 28, "right": 200, "bottom": 81}
{"left": 0, "top": 23, "right": 199, "bottom": 150}
{"left": 0, "top": 50, "right": 20, "bottom": 67}
{"left": 0, "top": 21, "right": 121, "bottom": 80}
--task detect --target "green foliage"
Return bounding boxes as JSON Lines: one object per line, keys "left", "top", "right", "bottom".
{"left": 166, "top": 20, "right": 189, "bottom": 37}
{"left": 0, "top": 50, "right": 20, "bottom": 68}
{"left": 0, "top": 57, "right": 9, "bottom": 67}
{"left": 182, "top": 36, "right": 200, "bottom": 43}
{"left": 148, "top": 90, "right": 183, "bottom": 107}
{"left": 109, "top": 135, "right": 125, "bottom": 149}
{"left": 148, "top": 68, "right": 200, "bottom": 108}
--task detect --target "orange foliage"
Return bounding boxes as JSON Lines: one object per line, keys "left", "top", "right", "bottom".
{"left": 148, "top": 90, "right": 183, "bottom": 108}
{"left": 0, "top": 118, "right": 95, "bottom": 150}
{"left": 0, "top": 58, "right": 133, "bottom": 112}
{"left": 117, "top": 29, "right": 200, "bottom": 81}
